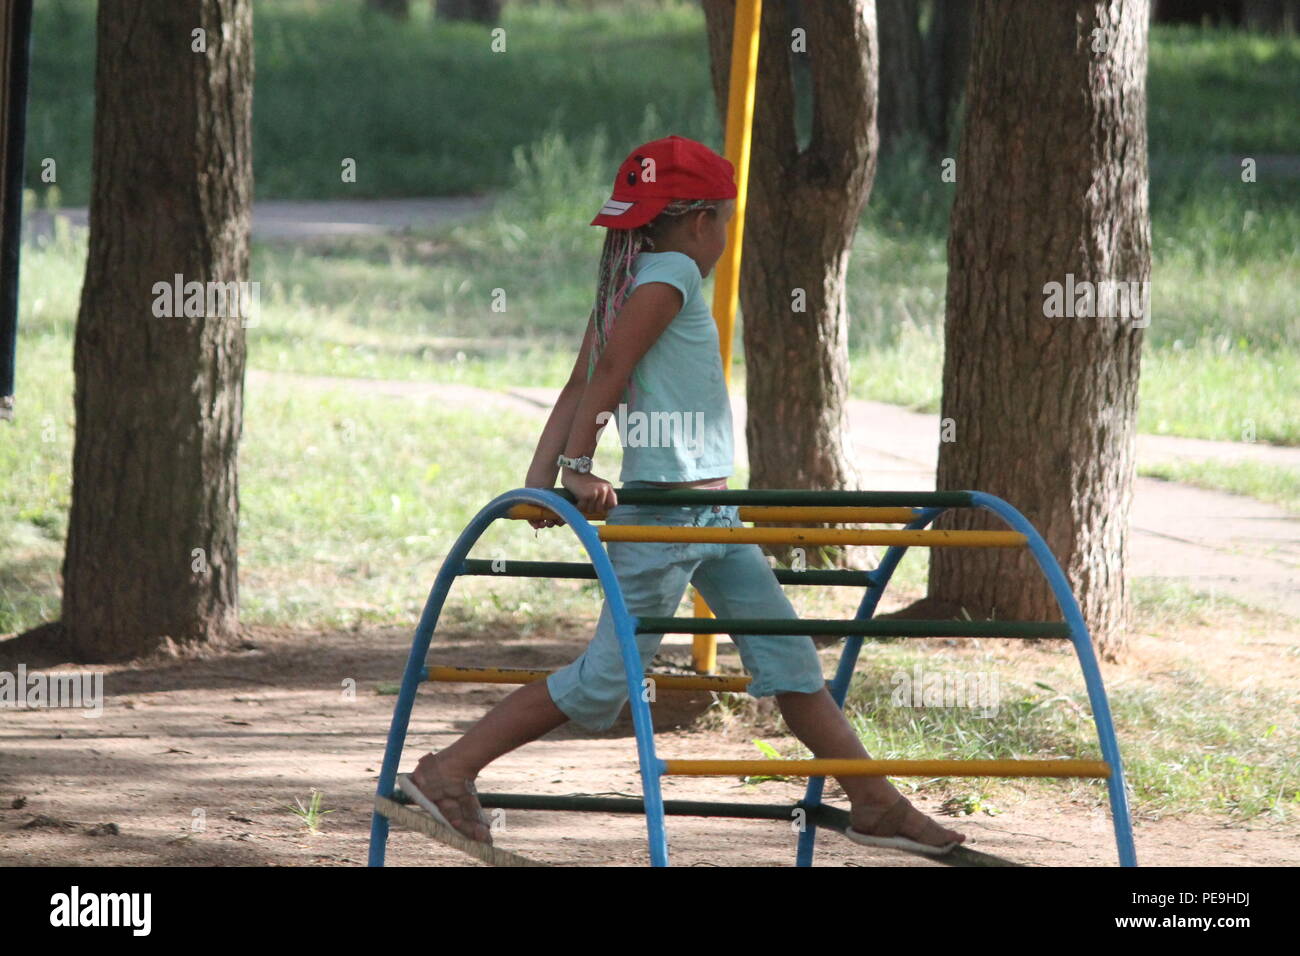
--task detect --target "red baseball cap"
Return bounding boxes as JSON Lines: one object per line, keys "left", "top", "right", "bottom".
{"left": 590, "top": 135, "right": 737, "bottom": 229}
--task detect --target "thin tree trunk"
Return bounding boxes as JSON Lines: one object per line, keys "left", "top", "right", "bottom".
{"left": 1243, "top": 0, "right": 1299, "bottom": 32}
{"left": 367, "top": 0, "right": 410, "bottom": 19}
{"left": 702, "top": 0, "right": 878, "bottom": 563}
{"left": 61, "top": 0, "right": 252, "bottom": 661}
{"left": 922, "top": 0, "right": 971, "bottom": 156}
{"left": 877, "top": 0, "right": 925, "bottom": 151}
{"left": 0, "top": 0, "right": 33, "bottom": 417}
{"left": 435, "top": 0, "right": 502, "bottom": 24}
{"left": 927, "top": 0, "right": 1151, "bottom": 660}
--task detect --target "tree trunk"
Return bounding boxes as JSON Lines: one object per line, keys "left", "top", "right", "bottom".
{"left": 435, "top": 0, "right": 502, "bottom": 25}
{"left": 60, "top": 0, "right": 252, "bottom": 662}
{"left": 367, "top": 0, "right": 410, "bottom": 19}
{"left": 1, "top": 0, "right": 33, "bottom": 417}
{"left": 922, "top": 0, "right": 971, "bottom": 156}
{"left": 1243, "top": 0, "right": 1299, "bottom": 32}
{"left": 877, "top": 0, "right": 924, "bottom": 151}
{"left": 928, "top": 0, "right": 1151, "bottom": 660}
{"left": 702, "top": 0, "right": 878, "bottom": 563}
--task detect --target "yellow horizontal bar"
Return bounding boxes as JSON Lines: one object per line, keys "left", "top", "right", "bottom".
{"left": 505, "top": 504, "right": 920, "bottom": 524}
{"left": 600, "top": 527, "right": 1026, "bottom": 548}
{"left": 661, "top": 759, "right": 1111, "bottom": 778}
{"left": 426, "top": 665, "right": 752, "bottom": 693}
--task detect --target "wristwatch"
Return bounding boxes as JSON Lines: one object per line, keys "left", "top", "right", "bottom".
{"left": 556, "top": 454, "right": 594, "bottom": 474}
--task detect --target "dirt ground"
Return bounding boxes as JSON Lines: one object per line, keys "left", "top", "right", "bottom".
{"left": 2, "top": 615, "right": 1296, "bottom": 868}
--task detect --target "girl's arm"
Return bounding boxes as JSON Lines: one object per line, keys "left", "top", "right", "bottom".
{"left": 557, "top": 282, "right": 683, "bottom": 514}
{"left": 524, "top": 316, "right": 597, "bottom": 491}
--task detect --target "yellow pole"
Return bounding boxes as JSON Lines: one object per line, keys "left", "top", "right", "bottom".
{"left": 695, "top": 0, "right": 763, "bottom": 674}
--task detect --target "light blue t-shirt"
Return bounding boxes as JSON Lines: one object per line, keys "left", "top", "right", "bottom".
{"left": 611, "top": 251, "right": 734, "bottom": 483}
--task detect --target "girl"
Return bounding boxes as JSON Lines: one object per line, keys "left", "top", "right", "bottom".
{"left": 400, "top": 135, "right": 966, "bottom": 857}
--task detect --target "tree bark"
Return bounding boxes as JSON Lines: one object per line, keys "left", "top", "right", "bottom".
{"left": 928, "top": 0, "right": 1151, "bottom": 660}
{"left": 702, "top": 1, "right": 878, "bottom": 562}
{"left": 60, "top": 0, "right": 252, "bottom": 662}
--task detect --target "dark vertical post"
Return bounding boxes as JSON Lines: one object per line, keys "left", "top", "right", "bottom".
{"left": 0, "top": 0, "right": 33, "bottom": 419}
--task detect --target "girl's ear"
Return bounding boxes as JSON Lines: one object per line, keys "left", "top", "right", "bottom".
{"left": 692, "top": 206, "right": 717, "bottom": 237}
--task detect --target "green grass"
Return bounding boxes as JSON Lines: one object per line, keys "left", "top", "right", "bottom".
{"left": 1140, "top": 459, "right": 1300, "bottom": 515}
{"left": 829, "top": 632, "right": 1298, "bottom": 822}
{"left": 1148, "top": 25, "right": 1300, "bottom": 154}
{"left": 287, "top": 789, "right": 336, "bottom": 834}
{"left": 27, "top": 0, "right": 719, "bottom": 206}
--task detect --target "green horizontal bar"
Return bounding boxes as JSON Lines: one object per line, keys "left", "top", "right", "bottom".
{"left": 544, "top": 488, "right": 973, "bottom": 508}
{"left": 389, "top": 790, "right": 1018, "bottom": 866}
{"left": 490, "top": 793, "right": 796, "bottom": 820}
{"left": 391, "top": 787, "right": 791, "bottom": 820}
{"left": 460, "top": 559, "right": 875, "bottom": 587}
{"left": 635, "top": 617, "right": 1071, "bottom": 638}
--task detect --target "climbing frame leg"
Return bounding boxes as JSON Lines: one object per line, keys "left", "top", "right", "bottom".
{"left": 795, "top": 507, "right": 944, "bottom": 867}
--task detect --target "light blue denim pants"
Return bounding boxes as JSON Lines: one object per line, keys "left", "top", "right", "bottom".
{"left": 546, "top": 483, "right": 827, "bottom": 730}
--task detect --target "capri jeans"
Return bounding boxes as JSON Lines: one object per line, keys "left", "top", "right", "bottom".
{"left": 546, "top": 486, "right": 827, "bottom": 731}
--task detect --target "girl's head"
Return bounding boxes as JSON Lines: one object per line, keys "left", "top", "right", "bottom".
{"left": 588, "top": 136, "right": 737, "bottom": 371}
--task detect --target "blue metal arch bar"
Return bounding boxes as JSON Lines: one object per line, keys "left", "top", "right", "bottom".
{"left": 367, "top": 487, "right": 670, "bottom": 867}
{"left": 794, "top": 495, "right": 1136, "bottom": 867}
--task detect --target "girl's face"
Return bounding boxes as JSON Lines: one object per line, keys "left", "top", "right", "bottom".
{"left": 695, "top": 199, "right": 735, "bottom": 277}
{"left": 651, "top": 199, "right": 736, "bottom": 276}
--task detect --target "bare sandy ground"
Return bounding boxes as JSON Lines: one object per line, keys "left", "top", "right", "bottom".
{"left": 2, "top": 616, "right": 1296, "bottom": 868}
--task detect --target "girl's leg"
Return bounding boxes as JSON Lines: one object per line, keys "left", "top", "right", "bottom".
{"left": 776, "top": 687, "right": 965, "bottom": 847}
{"left": 691, "top": 539, "right": 965, "bottom": 848}
{"left": 407, "top": 679, "right": 569, "bottom": 843}
{"left": 410, "top": 513, "right": 697, "bottom": 844}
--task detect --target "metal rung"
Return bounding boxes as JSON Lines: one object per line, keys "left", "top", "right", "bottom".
{"left": 662, "top": 759, "right": 1111, "bottom": 778}
{"left": 600, "top": 526, "right": 1025, "bottom": 548}
{"left": 458, "top": 558, "right": 875, "bottom": 587}
{"left": 635, "top": 617, "right": 1070, "bottom": 638}
{"left": 385, "top": 790, "right": 1021, "bottom": 866}
{"left": 506, "top": 504, "right": 922, "bottom": 524}
{"left": 426, "top": 665, "right": 751, "bottom": 693}
{"left": 547, "top": 488, "right": 975, "bottom": 507}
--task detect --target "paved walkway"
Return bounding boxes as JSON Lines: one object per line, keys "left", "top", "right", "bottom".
{"left": 23, "top": 197, "right": 492, "bottom": 242}
{"left": 250, "top": 371, "right": 1300, "bottom": 619}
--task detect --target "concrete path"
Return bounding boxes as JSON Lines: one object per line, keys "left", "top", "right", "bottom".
{"left": 23, "top": 197, "right": 492, "bottom": 242}
{"left": 251, "top": 371, "right": 1300, "bottom": 619}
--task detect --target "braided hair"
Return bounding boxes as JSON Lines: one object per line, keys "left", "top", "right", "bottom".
{"left": 587, "top": 198, "right": 720, "bottom": 381}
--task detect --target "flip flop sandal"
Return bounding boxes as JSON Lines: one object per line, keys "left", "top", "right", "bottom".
{"left": 397, "top": 770, "right": 491, "bottom": 844}
{"left": 843, "top": 795, "right": 960, "bottom": 857}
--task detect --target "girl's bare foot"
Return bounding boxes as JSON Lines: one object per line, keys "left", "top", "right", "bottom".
{"left": 849, "top": 794, "right": 966, "bottom": 851}
{"left": 407, "top": 752, "right": 491, "bottom": 844}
